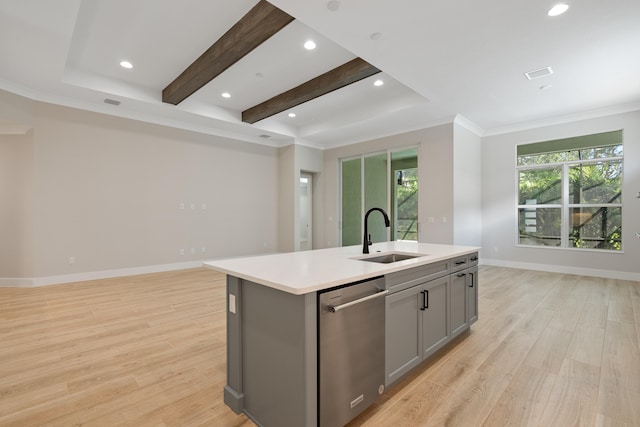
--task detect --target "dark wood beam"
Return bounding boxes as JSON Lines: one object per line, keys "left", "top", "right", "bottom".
{"left": 162, "top": 1, "right": 294, "bottom": 105}
{"left": 242, "top": 57, "right": 381, "bottom": 124}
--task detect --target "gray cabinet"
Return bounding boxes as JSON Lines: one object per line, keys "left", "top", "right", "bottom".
{"left": 385, "top": 275, "right": 450, "bottom": 386}
{"left": 450, "top": 270, "right": 468, "bottom": 338}
{"left": 385, "top": 284, "right": 422, "bottom": 384}
{"left": 450, "top": 253, "right": 479, "bottom": 338}
{"left": 384, "top": 257, "right": 453, "bottom": 386}
{"left": 385, "top": 252, "right": 479, "bottom": 387}
{"left": 420, "top": 275, "right": 450, "bottom": 359}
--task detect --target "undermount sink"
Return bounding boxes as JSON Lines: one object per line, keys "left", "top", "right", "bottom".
{"left": 356, "top": 252, "right": 428, "bottom": 264}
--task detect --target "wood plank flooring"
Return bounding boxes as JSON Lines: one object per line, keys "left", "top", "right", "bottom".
{"left": 1, "top": 266, "right": 639, "bottom": 426}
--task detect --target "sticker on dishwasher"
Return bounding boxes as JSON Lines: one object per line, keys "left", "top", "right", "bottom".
{"left": 350, "top": 394, "right": 364, "bottom": 408}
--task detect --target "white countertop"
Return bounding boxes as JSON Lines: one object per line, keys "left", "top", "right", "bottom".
{"left": 203, "top": 242, "right": 479, "bottom": 295}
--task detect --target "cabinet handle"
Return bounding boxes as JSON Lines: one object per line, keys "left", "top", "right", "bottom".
{"left": 420, "top": 290, "right": 429, "bottom": 310}
{"left": 470, "top": 256, "right": 478, "bottom": 261}
{"left": 469, "top": 272, "right": 475, "bottom": 287}
{"left": 455, "top": 261, "right": 466, "bottom": 265}
{"left": 457, "top": 273, "right": 466, "bottom": 278}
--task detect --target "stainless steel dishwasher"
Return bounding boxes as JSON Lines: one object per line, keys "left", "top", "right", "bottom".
{"left": 318, "top": 276, "right": 387, "bottom": 427}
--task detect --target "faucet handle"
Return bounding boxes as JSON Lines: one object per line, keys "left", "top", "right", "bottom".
{"left": 368, "top": 233, "right": 372, "bottom": 246}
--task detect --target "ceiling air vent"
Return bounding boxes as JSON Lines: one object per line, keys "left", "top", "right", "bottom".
{"left": 104, "top": 98, "right": 121, "bottom": 106}
{"left": 524, "top": 67, "right": 553, "bottom": 80}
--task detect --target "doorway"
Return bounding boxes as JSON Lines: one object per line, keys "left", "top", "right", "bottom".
{"left": 299, "top": 172, "right": 314, "bottom": 251}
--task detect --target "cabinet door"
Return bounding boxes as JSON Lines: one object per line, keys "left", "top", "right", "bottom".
{"left": 450, "top": 271, "right": 468, "bottom": 338}
{"left": 421, "top": 276, "right": 449, "bottom": 359}
{"left": 467, "top": 267, "right": 478, "bottom": 325}
{"left": 385, "top": 285, "right": 422, "bottom": 386}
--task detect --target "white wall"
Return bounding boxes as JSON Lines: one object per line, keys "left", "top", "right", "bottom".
{"left": 278, "top": 144, "right": 296, "bottom": 253}
{"left": 482, "top": 110, "right": 640, "bottom": 280}
{"left": 453, "top": 122, "right": 482, "bottom": 246}
{"left": 1, "top": 94, "right": 281, "bottom": 284}
{"left": 0, "top": 131, "right": 35, "bottom": 280}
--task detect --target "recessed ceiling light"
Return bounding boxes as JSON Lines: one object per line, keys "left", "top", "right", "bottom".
{"left": 119, "top": 60, "right": 133, "bottom": 69}
{"left": 256, "top": 72, "right": 264, "bottom": 78}
{"left": 374, "top": 79, "right": 384, "bottom": 87}
{"left": 304, "top": 40, "right": 316, "bottom": 50}
{"left": 327, "top": 1, "right": 340, "bottom": 11}
{"left": 370, "top": 32, "right": 382, "bottom": 41}
{"left": 547, "top": 3, "right": 569, "bottom": 16}
{"left": 221, "top": 92, "right": 231, "bottom": 98}
{"left": 288, "top": 112, "right": 296, "bottom": 118}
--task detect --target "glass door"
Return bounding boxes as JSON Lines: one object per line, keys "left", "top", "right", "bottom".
{"left": 340, "top": 148, "right": 418, "bottom": 246}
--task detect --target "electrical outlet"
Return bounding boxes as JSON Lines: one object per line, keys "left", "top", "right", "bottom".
{"left": 68, "top": 256, "right": 75, "bottom": 265}
{"left": 179, "top": 249, "right": 185, "bottom": 256}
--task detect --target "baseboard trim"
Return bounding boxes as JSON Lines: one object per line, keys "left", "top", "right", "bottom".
{"left": 0, "top": 261, "right": 205, "bottom": 288}
{"left": 481, "top": 258, "right": 640, "bottom": 282}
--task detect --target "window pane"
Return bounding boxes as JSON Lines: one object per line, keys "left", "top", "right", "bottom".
{"left": 569, "top": 207, "right": 622, "bottom": 250}
{"left": 518, "top": 168, "right": 561, "bottom": 205}
{"left": 395, "top": 168, "right": 418, "bottom": 241}
{"left": 568, "top": 161, "right": 622, "bottom": 204}
{"left": 518, "top": 207, "right": 561, "bottom": 247}
{"left": 517, "top": 151, "right": 576, "bottom": 166}
{"left": 579, "top": 144, "right": 623, "bottom": 160}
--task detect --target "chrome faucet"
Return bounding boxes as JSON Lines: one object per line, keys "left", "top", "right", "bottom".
{"left": 363, "top": 207, "right": 391, "bottom": 254}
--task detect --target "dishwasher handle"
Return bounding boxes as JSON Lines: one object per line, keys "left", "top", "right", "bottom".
{"left": 328, "top": 290, "right": 389, "bottom": 313}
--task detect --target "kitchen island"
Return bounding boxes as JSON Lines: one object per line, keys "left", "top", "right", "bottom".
{"left": 204, "top": 241, "right": 480, "bottom": 427}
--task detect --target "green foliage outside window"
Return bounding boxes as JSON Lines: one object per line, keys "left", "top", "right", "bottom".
{"left": 517, "top": 141, "right": 623, "bottom": 251}
{"left": 395, "top": 168, "right": 418, "bottom": 240}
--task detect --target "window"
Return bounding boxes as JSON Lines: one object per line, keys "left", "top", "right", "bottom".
{"left": 517, "top": 130, "right": 623, "bottom": 251}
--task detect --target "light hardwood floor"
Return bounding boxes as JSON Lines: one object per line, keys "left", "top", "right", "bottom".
{"left": 1, "top": 266, "right": 639, "bottom": 426}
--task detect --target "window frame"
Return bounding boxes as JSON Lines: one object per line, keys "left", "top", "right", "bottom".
{"left": 515, "top": 142, "right": 623, "bottom": 252}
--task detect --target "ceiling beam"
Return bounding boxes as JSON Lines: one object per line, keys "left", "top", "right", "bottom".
{"left": 242, "top": 57, "right": 381, "bottom": 124}
{"left": 162, "top": 0, "right": 294, "bottom": 105}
